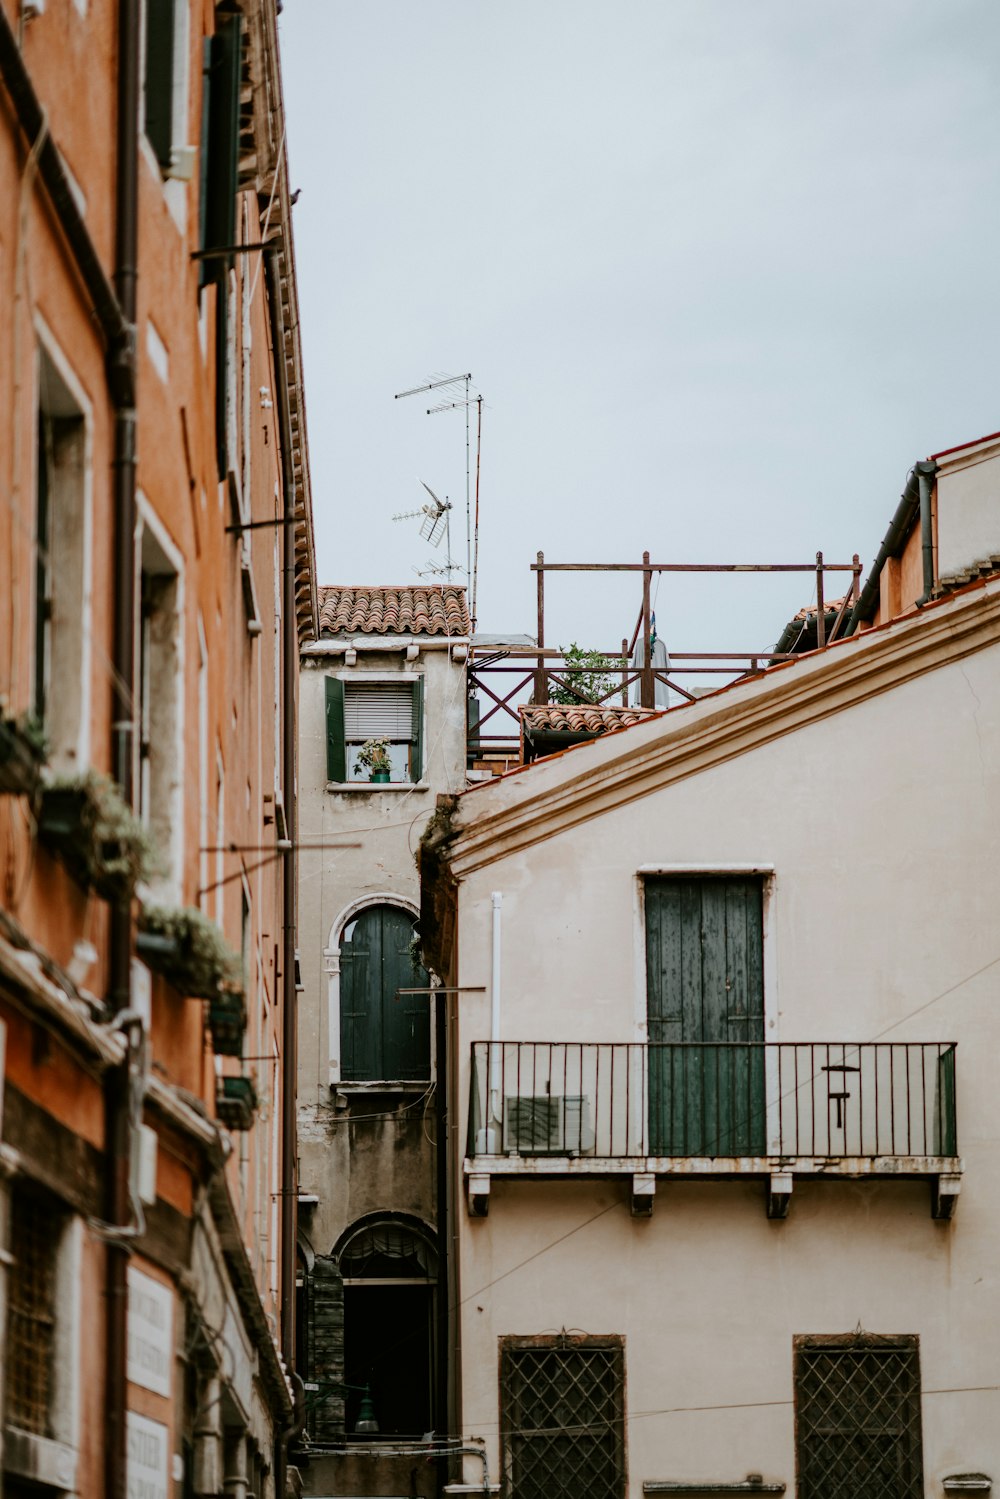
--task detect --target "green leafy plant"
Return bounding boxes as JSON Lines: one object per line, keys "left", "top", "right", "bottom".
{"left": 550, "top": 643, "right": 622, "bottom": 706}
{"left": 137, "top": 903, "right": 243, "bottom": 998}
{"left": 0, "top": 711, "right": 47, "bottom": 797}
{"left": 38, "top": 770, "right": 161, "bottom": 900}
{"left": 354, "top": 737, "right": 392, "bottom": 778}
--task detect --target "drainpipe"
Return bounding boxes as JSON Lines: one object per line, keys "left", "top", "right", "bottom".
{"left": 845, "top": 460, "right": 938, "bottom": 635}
{"left": 916, "top": 461, "right": 939, "bottom": 606}
{"left": 489, "top": 894, "right": 502, "bottom": 1133}
{"left": 264, "top": 246, "right": 299, "bottom": 1498}
{"left": 107, "top": 0, "right": 141, "bottom": 1495}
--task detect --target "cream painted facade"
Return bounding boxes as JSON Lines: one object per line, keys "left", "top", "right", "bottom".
{"left": 295, "top": 615, "right": 468, "bottom": 1490}
{"left": 425, "top": 578, "right": 1000, "bottom": 1497}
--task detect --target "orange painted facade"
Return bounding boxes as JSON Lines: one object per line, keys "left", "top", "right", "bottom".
{"left": 0, "top": 0, "right": 315, "bottom": 1493}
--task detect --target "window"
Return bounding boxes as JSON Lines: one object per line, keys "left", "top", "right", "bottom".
{"left": 794, "top": 1333, "right": 923, "bottom": 1499}
{"left": 339, "top": 905, "right": 429, "bottom": 1082}
{"left": 137, "top": 509, "right": 184, "bottom": 898}
{"left": 32, "top": 343, "right": 89, "bottom": 770}
{"left": 325, "top": 677, "right": 425, "bottom": 785}
{"left": 500, "top": 1335, "right": 625, "bottom": 1499}
{"left": 339, "top": 1217, "right": 437, "bottom": 1440}
{"left": 644, "top": 874, "right": 765, "bottom": 1156}
{"left": 144, "top": 0, "right": 192, "bottom": 179}
{"left": 5, "top": 1187, "right": 61, "bottom": 1436}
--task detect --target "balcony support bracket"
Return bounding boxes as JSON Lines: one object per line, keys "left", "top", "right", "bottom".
{"left": 467, "top": 1172, "right": 491, "bottom": 1218}
{"left": 932, "top": 1171, "right": 962, "bottom": 1220}
{"left": 631, "top": 1173, "right": 656, "bottom": 1217}
{"left": 767, "top": 1172, "right": 793, "bottom": 1220}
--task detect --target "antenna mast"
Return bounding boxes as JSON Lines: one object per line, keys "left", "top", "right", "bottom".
{"left": 394, "top": 372, "right": 482, "bottom": 614}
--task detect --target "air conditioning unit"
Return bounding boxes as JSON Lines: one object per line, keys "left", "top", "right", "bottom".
{"left": 503, "top": 1095, "right": 594, "bottom": 1156}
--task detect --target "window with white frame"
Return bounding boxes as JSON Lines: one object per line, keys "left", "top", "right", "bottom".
{"left": 138, "top": 512, "right": 184, "bottom": 897}
{"left": 325, "top": 677, "right": 425, "bottom": 785}
{"left": 32, "top": 342, "right": 90, "bottom": 772}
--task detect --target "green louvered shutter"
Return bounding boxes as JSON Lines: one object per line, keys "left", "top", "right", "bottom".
{"left": 325, "top": 678, "right": 346, "bottom": 783}
{"left": 410, "top": 676, "right": 425, "bottom": 782}
{"left": 145, "top": 0, "right": 176, "bottom": 170}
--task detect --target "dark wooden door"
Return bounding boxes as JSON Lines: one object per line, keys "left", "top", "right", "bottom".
{"left": 340, "top": 905, "right": 430, "bottom": 1081}
{"left": 645, "top": 876, "right": 765, "bottom": 1155}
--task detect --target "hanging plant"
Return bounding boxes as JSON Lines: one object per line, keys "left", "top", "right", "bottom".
{"left": 38, "top": 770, "right": 160, "bottom": 901}
{"left": 137, "top": 903, "right": 243, "bottom": 999}
{"left": 0, "top": 712, "right": 47, "bottom": 799}
{"left": 216, "top": 1074, "right": 258, "bottom": 1131}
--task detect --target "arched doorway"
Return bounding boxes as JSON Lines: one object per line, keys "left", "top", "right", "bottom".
{"left": 339, "top": 904, "right": 430, "bottom": 1082}
{"left": 336, "top": 1215, "right": 438, "bottom": 1437}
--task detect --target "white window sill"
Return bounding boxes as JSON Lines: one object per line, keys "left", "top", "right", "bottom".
{"left": 326, "top": 781, "right": 429, "bottom": 793}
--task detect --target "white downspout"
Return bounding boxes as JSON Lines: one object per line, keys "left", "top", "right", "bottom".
{"left": 489, "top": 891, "right": 502, "bottom": 1133}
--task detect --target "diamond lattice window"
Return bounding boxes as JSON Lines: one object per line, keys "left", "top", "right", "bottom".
{"left": 5, "top": 1187, "right": 61, "bottom": 1436}
{"left": 795, "top": 1334, "right": 923, "bottom": 1499}
{"left": 500, "top": 1336, "right": 625, "bottom": 1499}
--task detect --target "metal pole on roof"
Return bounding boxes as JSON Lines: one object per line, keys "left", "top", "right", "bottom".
{"left": 816, "top": 552, "right": 826, "bottom": 648}
{"left": 641, "top": 553, "right": 653, "bottom": 709}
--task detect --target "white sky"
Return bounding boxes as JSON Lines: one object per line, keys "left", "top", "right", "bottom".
{"left": 280, "top": 1, "right": 1000, "bottom": 667}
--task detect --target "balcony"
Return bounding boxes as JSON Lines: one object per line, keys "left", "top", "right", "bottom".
{"left": 465, "top": 1041, "right": 961, "bottom": 1220}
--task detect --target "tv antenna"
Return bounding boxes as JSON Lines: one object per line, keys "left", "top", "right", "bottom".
{"left": 392, "top": 481, "right": 460, "bottom": 582}
{"left": 394, "top": 372, "right": 484, "bottom": 626}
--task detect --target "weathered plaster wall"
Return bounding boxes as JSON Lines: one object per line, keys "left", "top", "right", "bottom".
{"left": 450, "top": 632, "right": 1000, "bottom": 1494}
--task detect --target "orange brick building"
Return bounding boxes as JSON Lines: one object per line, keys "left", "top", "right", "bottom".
{"left": 0, "top": 0, "right": 315, "bottom": 1493}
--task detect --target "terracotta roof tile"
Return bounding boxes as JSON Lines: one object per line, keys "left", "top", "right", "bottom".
{"left": 521, "top": 703, "right": 660, "bottom": 736}
{"left": 317, "top": 585, "right": 471, "bottom": 637}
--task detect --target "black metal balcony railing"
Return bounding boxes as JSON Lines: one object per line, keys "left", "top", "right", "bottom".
{"left": 468, "top": 1042, "right": 958, "bottom": 1162}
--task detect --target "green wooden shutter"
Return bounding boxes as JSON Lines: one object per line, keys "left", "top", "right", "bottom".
{"left": 145, "top": 0, "right": 176, "bottom": 171}
{"left": 410, "top": 676, "right": 425, "bottom": 783}
{"left": 381, "top": 908, "right": 430, "bottom": 1081}
{"left": 325, "top": 677, "right": 346, "bottom": 783}
{"left": 646, "top": 876, "right": 765, "bottom": 1157}
{"left": 340, "top": 908, "right": 380, "bottom": 1081}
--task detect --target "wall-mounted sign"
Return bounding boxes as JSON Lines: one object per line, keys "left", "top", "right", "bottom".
{"left": 127, "top": 1267, "right": 173, "bottom": 1398}
{"left": 127, "top": 1411, "right": 169, "bottom": 1499}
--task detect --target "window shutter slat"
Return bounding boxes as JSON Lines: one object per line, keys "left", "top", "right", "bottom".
{"left": 344, "top": 684, "right": 414, "bottom": 740}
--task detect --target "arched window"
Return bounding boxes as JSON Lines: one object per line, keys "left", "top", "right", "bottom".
{"left": 339, "top": 904, "right": 430, "bottom": 1082}
{"left": 336, "top": 1216, "right": 438, "bottom": 1438}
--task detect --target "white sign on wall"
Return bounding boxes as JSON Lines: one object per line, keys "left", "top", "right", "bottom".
{"left": 127, "top": 1267, "right": 174, "bottom": 1397}
{"left": 127, "top": 1412, "right": 169, "bottom": 1499}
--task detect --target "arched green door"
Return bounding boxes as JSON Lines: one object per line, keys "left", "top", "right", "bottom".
{"left": 340, "top": 905, "right": 430, "bottom": 1081}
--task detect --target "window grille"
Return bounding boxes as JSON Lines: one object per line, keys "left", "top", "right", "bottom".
{"left": 500, "top": 1336, "right": 625, "bottom": 1499}
{"left": 343, "top": 683, "right": 415, "bottom": 741}
{"left": 794, "top": 1333, "right": 923, "bottom": 1499}
{"left": 5, "top": 1188, "right": 61, "bottom": 1436}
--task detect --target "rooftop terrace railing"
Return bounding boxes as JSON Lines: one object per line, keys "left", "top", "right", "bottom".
{"left": 468, "top": 1041, "right": 958, "bottom": 1162}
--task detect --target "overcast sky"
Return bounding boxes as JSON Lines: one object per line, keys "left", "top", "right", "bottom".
{"left": 280, "top": 1, "right": 1000, "bottom": 667}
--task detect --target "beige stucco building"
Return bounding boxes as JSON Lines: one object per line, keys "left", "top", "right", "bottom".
{"left": 420, "top": 445, "right": 1000, "bottom": 1499}
{"left": 294, "top": 585, "right": 470, "bottom": 1494}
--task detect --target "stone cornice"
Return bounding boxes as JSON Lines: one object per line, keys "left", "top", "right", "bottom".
{"left": 446, "top": 578, "right": 1000, "bottom": 878}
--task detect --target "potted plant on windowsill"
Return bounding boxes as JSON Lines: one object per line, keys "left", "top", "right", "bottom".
{"left": 355, "top": 737, "right": 393, "bottom": 784}
{"left": 0, "top": 711, "right": 47, "bottom": 799}
{"left": 38, "top": 770, "right": 160, "bottom": 901}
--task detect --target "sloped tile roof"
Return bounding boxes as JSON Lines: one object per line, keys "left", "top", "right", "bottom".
{"left": 521, "top": 703, "right": 659, "bottom": 736}
{"left": 317, "top": 585, "right": 471, "bottom": 637}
